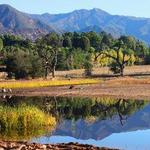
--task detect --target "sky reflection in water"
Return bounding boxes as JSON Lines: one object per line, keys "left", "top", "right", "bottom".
{"left": 31, "top": 129, "right": 150, "bottom": 150}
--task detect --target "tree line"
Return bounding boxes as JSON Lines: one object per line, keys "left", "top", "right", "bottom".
{"left": 0, "top": 31, "right": 150, "bottom": 79}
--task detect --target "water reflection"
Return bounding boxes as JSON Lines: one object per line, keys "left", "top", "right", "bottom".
{"left": 0, "top": 96, "right": 149, "bottom": 149}
{"left": 0, "top": 97, "right": 56, "bottom": 141}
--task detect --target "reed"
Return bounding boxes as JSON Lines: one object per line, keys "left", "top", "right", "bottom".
{"left": 0, "top": 104, "right": 56, "bottom": 132}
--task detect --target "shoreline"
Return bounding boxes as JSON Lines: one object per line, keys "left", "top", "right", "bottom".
{"left": 1, "top": 77, "right": 150, "bottom": 100}
{"left": 0, "top": 141, "right": 119, "bottom": 150}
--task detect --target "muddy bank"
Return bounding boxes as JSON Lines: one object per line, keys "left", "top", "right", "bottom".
{"left": 1, "top": 77, "right": 150, "bottom": 100}
{"left": 0, "top": 141, "right": 118, "bottom": 150}
{"left": 5, "top": 83, "right": 150, "bottom": 100}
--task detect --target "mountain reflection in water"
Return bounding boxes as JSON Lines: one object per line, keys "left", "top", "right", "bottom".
{"left": 0, "top": 96, "right": 149, "bottom": 150}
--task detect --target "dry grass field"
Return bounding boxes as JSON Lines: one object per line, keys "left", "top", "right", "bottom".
{"left": 56, "top": 65, "right": 150, "bottom": 78}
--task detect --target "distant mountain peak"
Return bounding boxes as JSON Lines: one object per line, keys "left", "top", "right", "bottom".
{"left": 91, "top": 8, "right": 108, "bottom": 13}
{"left": 67, "top": 8, "right": 109, "bottom": 15}
{"left": 73, "top": 8, "right": 88, "bottom": 12}
{"left": 0, "top": 4, "right": 17, "bottom": 12}
{"left": 0, "top": 4, "right": 13, "bottom": 8}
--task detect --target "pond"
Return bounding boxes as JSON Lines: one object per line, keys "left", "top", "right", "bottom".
{"left": 0, "top": 96, "right": 150, "bottom": 150}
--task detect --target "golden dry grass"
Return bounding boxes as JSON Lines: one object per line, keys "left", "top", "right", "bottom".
{"left": 106, "top": 76, "right": 150, "bottom": 85}
{"left": 0, "top": 104, "right": 56, "bottom": 129}
{"left": 56, "top": 65, "right": 150, "bottom": 78}
{"left": 0, "top": 104, "right": 56, "bottom": 141}
{"left": 0, "top": 78, "right": 100, "bottom": 89}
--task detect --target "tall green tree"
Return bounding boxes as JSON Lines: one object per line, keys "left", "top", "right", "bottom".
{"left": 80, "top": 36, "right": 90, "bottom": 51}
{"left": 36, "top": 33, "right": 62, "bottom": 78}
{"left": 36, "top": 40, "right": 52, "bottom": 79}
{"left": 63, "top": 36, "right": 72, "bottom": 48}
{"left": 5, "top": 50, "right": 33, "bottom": 79}
{"left": 84, "top": 52, "right": 93, "bottom": 76}
{"left": 44, "top": 33, "right": 62, "bottom": 78}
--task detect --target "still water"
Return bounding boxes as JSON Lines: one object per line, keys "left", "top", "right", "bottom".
{"left": 0, "top": 96, "right": 150, "bottom": 150}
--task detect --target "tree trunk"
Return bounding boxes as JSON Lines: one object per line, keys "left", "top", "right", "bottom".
{"left": 44, "top": 66, "right": 48, "bottom": 79}
{"left": 52, "top": 67, "right": 55, "bottom": 78}
{"left": 120, "top": 65, "right": 124, "bottom": 77}
{"left": 52, "top": 50, "right": 58, "bottom": 78}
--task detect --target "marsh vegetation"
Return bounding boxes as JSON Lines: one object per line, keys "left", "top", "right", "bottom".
{"left": 0, "top": 103, "right": 56, "bottom": 140}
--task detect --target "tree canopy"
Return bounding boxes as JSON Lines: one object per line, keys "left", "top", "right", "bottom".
{"left": 0, "top": 31, "right": 149, "bottom": 79}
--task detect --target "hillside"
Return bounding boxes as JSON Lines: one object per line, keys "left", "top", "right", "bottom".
{"left": 0, "top": 4, "right": 57, "bottom": 39}
{"left": 32, "top": 8, "right": 150, "bottom": 43}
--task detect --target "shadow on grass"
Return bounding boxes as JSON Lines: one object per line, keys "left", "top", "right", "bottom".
{"left": 91, "top": 73, "right": 150, "bottom": 78}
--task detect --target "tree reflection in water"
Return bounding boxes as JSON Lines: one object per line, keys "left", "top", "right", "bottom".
{"left": 0, "top": 96, "right": 148, "bottom": 141}
{"left": 41, "top": 97, "right": 147, "bottom": 126}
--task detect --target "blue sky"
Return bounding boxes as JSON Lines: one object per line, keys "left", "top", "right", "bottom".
{"left": 0, "top": 0, "right": 150, "bottom": 17}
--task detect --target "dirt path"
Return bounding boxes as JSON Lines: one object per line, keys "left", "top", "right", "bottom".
{"left": 3, "top": 77, "right": 150, "bottom": 100}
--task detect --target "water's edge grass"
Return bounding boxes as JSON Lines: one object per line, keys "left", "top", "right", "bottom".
{"left": 0, "top": 79, "right": 100, "bottom": 89}
{"left": 0, "top": 104, "right": 56, "bottom": 141}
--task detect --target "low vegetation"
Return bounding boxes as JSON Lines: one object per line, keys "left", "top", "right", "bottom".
{"left": 0, "top": 104, "right": 56, "bottom": 140}
{"left": 0, "top": 104, "right": 56, "bottom": 130}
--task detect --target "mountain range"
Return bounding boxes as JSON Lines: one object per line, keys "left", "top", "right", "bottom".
{"left": 0, "top": 4, "right": 150, "bottom": 43}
